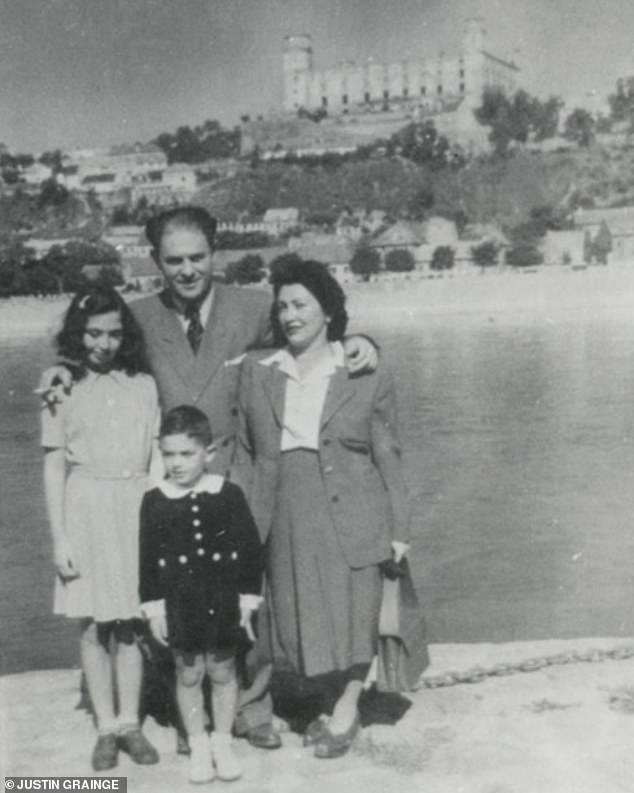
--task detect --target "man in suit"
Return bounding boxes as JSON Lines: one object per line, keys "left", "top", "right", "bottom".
{"left": 39, "top": 206, "right": 377, "bottom": 750}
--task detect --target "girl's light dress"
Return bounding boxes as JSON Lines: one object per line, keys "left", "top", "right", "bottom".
{"left": 41, "top": 369, "right": 160, "bottom": 622}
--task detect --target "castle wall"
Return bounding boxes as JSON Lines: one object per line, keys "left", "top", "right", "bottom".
{"left": 283, "top": 19, "right": 518, "bottom": 115}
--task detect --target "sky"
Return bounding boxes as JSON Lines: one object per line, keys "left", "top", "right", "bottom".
{"left": 1, "top": 0, "right": 633, "bottom": 153}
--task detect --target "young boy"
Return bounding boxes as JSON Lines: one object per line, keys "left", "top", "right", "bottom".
{"left": 139, "top": 405, "right": 263, "bottom": 783}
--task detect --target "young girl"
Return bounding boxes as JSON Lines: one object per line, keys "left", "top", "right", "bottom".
{"left": 139, "top": 405, "right": 263, "bottom": 784}
{"left": 41, "top": 286, "right": 160, "bottom": 771}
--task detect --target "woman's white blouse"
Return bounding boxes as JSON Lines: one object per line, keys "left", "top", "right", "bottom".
{"left": 259, "top": 342, "right": 345, "bottom": 451}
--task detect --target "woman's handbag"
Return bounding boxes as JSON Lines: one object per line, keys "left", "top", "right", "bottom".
{"left": 376, "top": 558, "right": 429, "bottom": 692}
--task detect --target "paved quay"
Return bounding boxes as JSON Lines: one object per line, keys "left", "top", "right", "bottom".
{"left": 3, "top": 638, "right": 634, "bottom": 793}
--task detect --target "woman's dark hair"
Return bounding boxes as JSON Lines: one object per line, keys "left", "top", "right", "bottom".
{"left": 160, "top": 405, "right": 213, "bottom": 447}
{"left": 145, "top": 206, "right": 218, "bottom": 251}
{"left": 55, "top": 286, "right": 149, "bottom": 378}
{"left": 270, "top": 259, "right": 348, "bottom": 345}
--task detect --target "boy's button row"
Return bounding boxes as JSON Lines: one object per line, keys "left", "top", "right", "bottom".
{"left": 192, "top": 505, "right": 200, "bottom": 512}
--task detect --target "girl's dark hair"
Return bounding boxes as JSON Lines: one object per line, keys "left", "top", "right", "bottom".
{"left": 145, "top": 206, "right": 218, "bottom": 251}
{"left": 160, "top": 405, "right": 213, "bottom": 446}
{"left": 270, "top": 259, "right": 348, "bottom": 346}
{"left": 56, "top": 287, "right": 149, "bottom": 378}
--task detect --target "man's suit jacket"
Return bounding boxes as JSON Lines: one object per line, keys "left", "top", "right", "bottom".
{"left": 130, "top": 283, "right": 272, "bottom": 473}
{"left": 236, "top": 350, "right": 411, "bottom": 568}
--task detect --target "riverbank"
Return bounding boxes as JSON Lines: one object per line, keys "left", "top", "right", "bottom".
{"left": 2, "top": 638, "right": 634, "bottom": 792}
{"left": 3, "top": 263, "right": 634, "bottom": 341}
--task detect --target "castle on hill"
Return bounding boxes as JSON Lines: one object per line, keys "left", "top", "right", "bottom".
{"left": 283, "top": 18, "right": 519, "bottom": 117}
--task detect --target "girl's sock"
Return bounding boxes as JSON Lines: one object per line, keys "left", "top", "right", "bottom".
{"left": 210, "top": 731, "right": 242, "bottom": 781}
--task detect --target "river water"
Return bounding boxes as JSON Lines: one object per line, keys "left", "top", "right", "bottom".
{"left": 2, "top": 277, "right": 634, "bottom": 674}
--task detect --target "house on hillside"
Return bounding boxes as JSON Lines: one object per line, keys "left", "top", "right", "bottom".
{"left": 121, "top": 257, "right": 163, "bottom": 292}
{"left": 369, "top": 221, "right": 425, "bottom": 257}
{"left": 289, "top": 233, "right": 356, "bottom": 282}
{"left": 102, "top": 226, "right": 152, "bottom": 259}
{"left": 541, "top": 230, "right": 585, "bottom": 266}
{"left": 573, "top": 206, "right": 634, "bottom": 263}
{"left": 24, "top": 237, "right": 74, "bottom": 260}
{"left": 262, "top": 208, "right": 300, "bottom": 234}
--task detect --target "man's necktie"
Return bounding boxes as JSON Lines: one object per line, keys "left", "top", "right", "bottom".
{"left": 185, "top": 303, "right": 204, "bottom": 354}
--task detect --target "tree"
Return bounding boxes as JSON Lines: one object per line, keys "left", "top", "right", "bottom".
{"left": 533, "top": 96, "right": 563, "bottom": 141}
{"left": 430, "top": 246, "right": 455, "bottom": 271}
{"left": 592, "top": 221, "right": 612, "bottom": 265}
{"left": 506, "top": 245, "right": 542, "bottom": 268}
{"left": 475, "top": 88, "right": 563, "bottom": 154}
{"left": 608, "top": 77, "right": 634, "bottom": 126}
{"left": 349, "top": 247, "right": 381, "bottom": 280}
{"left": 93, "top": 265, "right": 124, "bottom": 288}
{"left": 563, "top": 108, "right": 595, "bottom": 147}
{"left": 583, "top": 230, "right": 594, "bottom": 264}
{"left": 407, "top": 186, "right": 435, "bottom": 220}
{"left": 384, "top": 249, "right": 415, "bottom": 272}
{"left": 225, "top": 254, "right": 265, "bottom": 285}
{"left": 471, "top": 241, "right": 499, "bottom": 271}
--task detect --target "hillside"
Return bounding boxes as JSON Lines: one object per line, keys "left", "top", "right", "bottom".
{"left": 193, "top": 142, "right": 634, "bottom": 229}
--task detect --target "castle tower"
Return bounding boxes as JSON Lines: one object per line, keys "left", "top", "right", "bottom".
{"left": 283, "top": 35, "right": 313, "bottom": 113}
{"left": 461, "top": 17, "right": 486, "bottom": 108}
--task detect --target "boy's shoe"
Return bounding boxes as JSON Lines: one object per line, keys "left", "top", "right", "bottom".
{"left": 92, "top": 733, "right": 118, "bottom": 771}
{"left": 188, "top": 733, "right": 214, "bottom": 784}
{"left": 117, "top": 726, "right": 159, "bottom": 765}
{"left": 210, "top": 731, "right": 243, "bottom": 781}
{"left": 302, "top": 715, "right": 329, "bottom": 747}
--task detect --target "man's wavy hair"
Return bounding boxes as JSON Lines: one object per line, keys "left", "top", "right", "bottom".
{"left": 55, "top": 287, "right": 149, "bottom": 378}
{"left": 270, "top": 259, "right": 348, "bottom": 346}
{"left": 145, "top": 206, "right": 218, "bottom": 252}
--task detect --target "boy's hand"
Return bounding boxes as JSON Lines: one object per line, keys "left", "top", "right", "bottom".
{"left": 149, "top": 615, "right": 169, "bottom": 646}
{"left": 343, "top": 335, "right": 378, "bottom": 375}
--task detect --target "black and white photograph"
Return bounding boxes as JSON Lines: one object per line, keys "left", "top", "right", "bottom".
{"left": 1, "top": 1, "right": 634, "bottom": 791}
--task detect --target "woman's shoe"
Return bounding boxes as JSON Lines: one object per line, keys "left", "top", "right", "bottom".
{"left": 92, "top": 733, "right": 118, "bottom": 771}
{"left": 313, "top": 714, "right": 360, "bottom": 759}
{"left": 302, "top": 715, "right": 329, "bottom": 747}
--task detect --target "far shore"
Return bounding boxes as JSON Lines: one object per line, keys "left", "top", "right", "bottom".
{"left": 3, "top": 263, "right": 634, "bottom": 342}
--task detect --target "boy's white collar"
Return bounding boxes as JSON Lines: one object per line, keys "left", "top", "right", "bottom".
{"left": 157, "top": 473, "right": 224, "bottom": 499}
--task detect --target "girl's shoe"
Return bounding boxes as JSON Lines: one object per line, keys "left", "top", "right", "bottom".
{"left": 313, "top": 714, "right": 360, "bottom": 759}
{"left": 116, "top": 726, "right": 159, "bottom": 765}
{"left": 92, "top": 733, "right": 118, "bottom": 771}
{"left": 302, "top": 715, "right": 329, "bottom": 747}
{"left": 188, "top": 733, "right": 214, "bottom": 784}
{"left": 210, "top": 731, "right": 243, "bottom": 781}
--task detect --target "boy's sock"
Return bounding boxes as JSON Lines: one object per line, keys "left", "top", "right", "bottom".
{"left": 188, "top": 732, "right": 214, "bottom": 784}
{"left": 210, "top": 731, "right": 242, "bottom": 781}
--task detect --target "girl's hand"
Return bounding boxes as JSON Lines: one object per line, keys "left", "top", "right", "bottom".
{"left": 54, "top": 538, "right": 80, "bottom": 582}
{"left": 239, "top": 594, "right": 262, "bottom": 643}
{"left": 149, "top": 615, "right": 168, "bottom": 646}
{"left": 391, "top": 541, "right": 410, "bottom": 563}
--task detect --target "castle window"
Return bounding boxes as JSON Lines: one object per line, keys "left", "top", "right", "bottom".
{"left": 420, "top": 86, "right": 426, "bottom": 96}
{"left": 383, "top": 89, "right": 389, "bottom": 100}
{"left": 364, "top": 91, "right": 371, "bottom": 103}
{"left": 342, "top": 94, "right": 348, "bottom": 105}
{"left": 321, "top": 96, "right": 328, "bottom": 108}
{"left": 437, "top": 85, "right": 443, "bottom": 95}
{"left": 459, "top": 82, "right": 465, "bottom": 93}
{"left": 403, "top": 87, "right": 409, "bottom": 98}
{"left": 459, "top": 68, "right": 465, "bottom": 78}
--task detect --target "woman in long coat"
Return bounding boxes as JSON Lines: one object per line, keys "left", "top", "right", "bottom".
{"left": 236, "top": 260, "right": 411, "bottom": 758}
